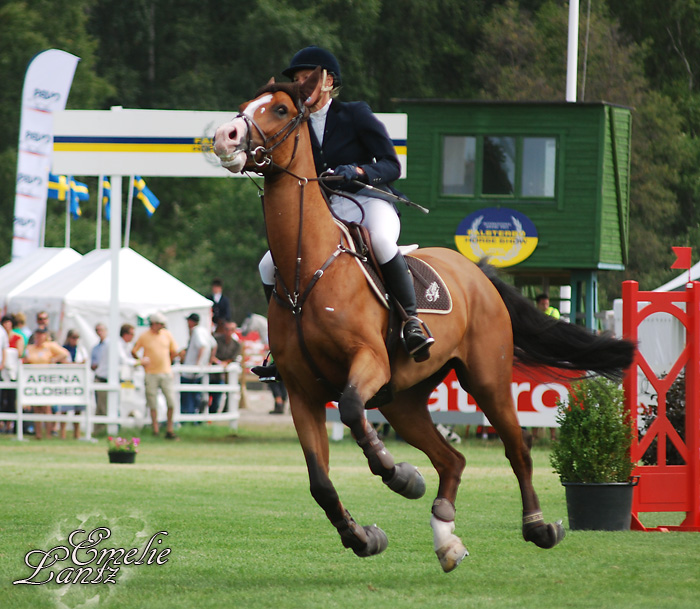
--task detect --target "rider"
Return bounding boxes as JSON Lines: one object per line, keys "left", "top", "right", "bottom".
{"left": 253, "top": 46, "right": 434, "bottom": 381}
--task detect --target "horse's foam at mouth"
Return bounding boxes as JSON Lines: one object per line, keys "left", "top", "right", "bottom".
{"left": 218, "top": 150, "right": 247, "bottom": 172}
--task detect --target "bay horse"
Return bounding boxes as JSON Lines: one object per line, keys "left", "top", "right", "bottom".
{"left": 213, "top": 68, "right": 635, "bottom": 572}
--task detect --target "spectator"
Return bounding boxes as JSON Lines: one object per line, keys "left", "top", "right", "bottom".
{"left": 207, "top": 278, "right": 232, "bottom": 326}
{"left": 92, "top": 323, "right": 109, "bottom": 435}
{"left": 29, "top": 310, "right": 55, "bottom": 343}
{"left": 535, "top": 293, "right": 560, "bottom": 319}
{"left": 13, "top": 311, "right": 31, "bottom": 346}
{"left": 210, "top": 321, "right": 242, "bottom": 413}
{"left": 23, "top": 328, "right": 69, "bottom": 439}
{"left": 132, "top": 312, "right": 179, "bottom": 439}
{"left": 0, "top": 315, "right": 23, "bottom": 434}
{"left": 118, "top": 324, "right": 139, "bottom": 381}
{"left": 178, "top": 313, "right": 216, "bottom": 418}
{"left": 59, "top": 329, "right": 89, "bottom": 440}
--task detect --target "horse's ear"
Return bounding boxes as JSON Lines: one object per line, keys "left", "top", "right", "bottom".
{"left": 300, "top": 66, "right": 324, "bottom": 107}
{"left": 267, "top": 77, "right": 275, "bottom": 86}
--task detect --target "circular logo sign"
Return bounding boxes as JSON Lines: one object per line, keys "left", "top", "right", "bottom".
{"left": 454, "top": 207, "right": 538, "bottom": 268}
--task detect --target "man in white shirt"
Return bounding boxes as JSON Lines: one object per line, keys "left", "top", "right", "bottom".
{"left": 179, "top": 313, "right": 216, "bottom": 415}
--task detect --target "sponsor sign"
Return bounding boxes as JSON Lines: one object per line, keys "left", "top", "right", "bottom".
{"left": 18, "top": 364, "right": 90, "bottom": 407}
{"left": 455, "top": 207, "right": 538, "bottom": 268}
{"left": 327, "top": 368, "right": 573, "bottom": 427}
{"left": 53, "top": 110, "right": 407, "bottom": 178}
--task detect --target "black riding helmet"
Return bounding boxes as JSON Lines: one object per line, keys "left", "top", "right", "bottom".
{"left": 282, "top": 46, "right": 342, "bottom": 86}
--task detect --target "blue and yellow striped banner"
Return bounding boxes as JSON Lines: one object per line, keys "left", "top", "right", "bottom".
{"left": 54, "top": 136, "right": 213, "bottom": 154}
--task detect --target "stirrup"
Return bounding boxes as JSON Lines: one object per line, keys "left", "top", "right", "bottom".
{"left": 402, "top": 317, "right": 435, "bottom": 362}
{"left": 251, "top": 353, "right": 280, "bottom": 384}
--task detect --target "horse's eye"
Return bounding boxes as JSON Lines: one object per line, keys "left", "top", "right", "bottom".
{"left": 275, "top": 105, "right": 288, "bottom": 117}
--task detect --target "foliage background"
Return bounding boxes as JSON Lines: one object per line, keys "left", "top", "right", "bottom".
{"left": 2, "top": 0, "right": 699, "bottom": 320}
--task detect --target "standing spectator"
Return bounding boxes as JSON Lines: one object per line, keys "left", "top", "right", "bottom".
{"left": 91, "top": 323, "right": 109, "bottom": 435}
{"left": 1, "top": 315, "right": 23, "bottom": 434}
{"left": 0, "top": 315, "right": 10, "bottom": 433}
{"left": 13, "top": 311, "right": 31, "bottom": 347}
{"left": 535, "top": 293, "right": 560, "bottom": 319}
{"left": 59, "top": 329, "right": 89, "bottom": 440}
{"left": 210, "top": 321, "right": 242, "bottom": 413}
{"left": 207, "top": 278, "right": 232, "bottom": 326}
{"left": 30, "top": 311, "right": 55, "bottom": 343}
{"left": 23, "top": 328, "right": 69, "bottom": 439}
{"left": 178, "top": 313, "right": 217, "bottom": 418}
{"left": 118, "top": 324, "right": 139, "bottom": 381}
{"left": 132, "top": 312, "right": 179, "bottom": 439}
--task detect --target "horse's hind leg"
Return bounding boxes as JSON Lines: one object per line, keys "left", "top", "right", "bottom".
{"left": 466, "top": 376, "right": 565, "bottom": 550}
{"left": 381, "top": 384, "right": 469, "bottom": 573}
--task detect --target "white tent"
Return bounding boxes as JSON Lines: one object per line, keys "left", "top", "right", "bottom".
{"left": 8, "top": 247, "right": 212, "bottom": 351}
{"left": 0, "top": 247, "right": 82, "bottom": 314}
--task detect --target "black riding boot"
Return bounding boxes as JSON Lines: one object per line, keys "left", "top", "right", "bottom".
{"left": 251, "top": 283, "right": 281, "bottom": 383}
{"left": 380, "top": 252, "right": 434, "bottom": 361}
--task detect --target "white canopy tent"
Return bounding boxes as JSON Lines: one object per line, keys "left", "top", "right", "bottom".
{"left": 7, "top": 247, "right": 212, "bottom": 352}
{"left": 0, "top": 247, "right": 82, "bottom": 315}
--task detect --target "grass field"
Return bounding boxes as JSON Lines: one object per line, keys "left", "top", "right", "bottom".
{"left": 1, "top": 423, "right": 699, "bottom": 609}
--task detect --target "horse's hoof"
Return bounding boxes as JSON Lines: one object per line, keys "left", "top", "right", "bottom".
{"left": 353, "top": 524, "right": 388, "bottom": 557}
{"left": 384, "top": 462, "right": 426, "bottom": 499}
{"left": 524, "top": 520, "right": 566, "bottom": 549}
{"left": 436, "top": 535, "right": 468, "bottom": 573}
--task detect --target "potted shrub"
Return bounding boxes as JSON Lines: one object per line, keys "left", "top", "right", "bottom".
{"left": 550, "top": 377, "right": 636, "bottom": 530}
{"left": 107, "top": 436, "right": 140, "bottom": 464}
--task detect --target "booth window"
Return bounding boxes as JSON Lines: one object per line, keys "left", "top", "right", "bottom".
{"left": 441, "top": 135, "right": 557, "bottom": 198}
{"left": 442, "top": 136, "right": 476, "bottom": 195}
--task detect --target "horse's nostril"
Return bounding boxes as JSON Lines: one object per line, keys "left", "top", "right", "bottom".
{"left": 228, "top": 129, "right": 237, "bottom": 140}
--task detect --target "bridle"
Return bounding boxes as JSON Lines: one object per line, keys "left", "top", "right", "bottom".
{"left": 234, "top": 96, "right": 308, "bottom": 171}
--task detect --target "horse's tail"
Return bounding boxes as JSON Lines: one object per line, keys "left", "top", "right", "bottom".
{"left": 477, "top": 260, "right": 636, "bottom": 380}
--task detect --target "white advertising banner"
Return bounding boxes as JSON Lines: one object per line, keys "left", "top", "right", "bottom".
{"left": 52, "top": 109, "right": 407, "bottom": 178}
{"left": 12, "top": 49, "right": 80, "bottom": 260}
{"left": 18, "top": 364, "right": 90, "bottom": 407}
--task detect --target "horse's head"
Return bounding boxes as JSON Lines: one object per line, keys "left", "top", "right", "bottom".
{"left": 213, "top": 67, "right": 324, "bottom": 174}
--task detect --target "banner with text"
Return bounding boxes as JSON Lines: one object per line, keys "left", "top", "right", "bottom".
{"left": 12, "top": 49, "right": 80, "bottom": 260}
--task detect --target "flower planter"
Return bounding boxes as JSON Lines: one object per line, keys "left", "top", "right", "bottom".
{"left": 562, "top": 479, "right": 637, "bottom": 531}
{"left": 108, "top": 451, "right": 136, "bottom": 464}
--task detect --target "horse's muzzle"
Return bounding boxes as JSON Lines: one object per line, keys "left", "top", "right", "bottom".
{"left": 213, "top": 117, "right": 249, "bottom": 173}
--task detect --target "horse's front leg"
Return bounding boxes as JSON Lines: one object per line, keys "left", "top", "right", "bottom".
{"left": 289, "top": 390, "right": 387, "bottom": 557}
{"left": 337, "top": 356, "right": 426, "bottom": 501}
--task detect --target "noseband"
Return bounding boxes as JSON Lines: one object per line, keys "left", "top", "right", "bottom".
{"left": 236, "top": 98, "right": 307, "bottom": 170}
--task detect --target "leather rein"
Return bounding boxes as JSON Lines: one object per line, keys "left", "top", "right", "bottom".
{"left": 240, "top": 102, "right": 366, "bottom": 396}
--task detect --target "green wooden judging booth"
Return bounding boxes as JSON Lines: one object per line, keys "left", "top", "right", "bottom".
{"left": 393, "top": 100, "right": 632, "bottom": 329}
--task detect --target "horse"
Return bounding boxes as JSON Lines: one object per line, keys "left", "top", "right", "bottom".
{"left": 213, "top": 67, "right": 636, "bottom": 572}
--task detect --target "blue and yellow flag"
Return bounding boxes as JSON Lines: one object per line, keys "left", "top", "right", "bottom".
{"left": 69, "top": 177, "right": 89, "bottom": 219}
{"left": 101, "top": 177, "right": 112, "bottom": 221}
{"left": 133, "top": 176, "right": 160, "bottom": 216}
{"left": 48, "top": 173, "right": 70, "bottom": 201}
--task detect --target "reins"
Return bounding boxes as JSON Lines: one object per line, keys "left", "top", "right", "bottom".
{"left": 243, "top": 105, "right": 368, "bottom": 395}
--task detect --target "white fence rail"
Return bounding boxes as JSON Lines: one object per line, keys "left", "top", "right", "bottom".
{"left": 0, "top": 362, "right": 242, "bottom": 441}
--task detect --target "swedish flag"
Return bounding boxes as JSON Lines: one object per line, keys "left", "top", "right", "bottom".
{"left": 133, "top": 176, "right": 160, "bottom": 216}
{"left": 48, "top": 173, "right": 70, "bottom": 201}
{"left": 102, "top": 177, "right": 112, "bottom": 221}
{"left": 69, "top": 177, "right": 89, "bottom": 219}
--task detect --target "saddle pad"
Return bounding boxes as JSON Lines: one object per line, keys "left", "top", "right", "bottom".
{"left": 407, "top": 256, "right": 453, "bottom": 315}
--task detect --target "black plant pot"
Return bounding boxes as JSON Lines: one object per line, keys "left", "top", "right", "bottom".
{"left": 108, "top": 451, "right": 136, "bottom": 464}
{"left": 562, "top": 480, "right": 637, "bottom": 531}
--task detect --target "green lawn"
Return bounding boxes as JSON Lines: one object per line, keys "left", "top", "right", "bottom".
{"left": 1, "top": 425, "right": 698, "bottom": 609}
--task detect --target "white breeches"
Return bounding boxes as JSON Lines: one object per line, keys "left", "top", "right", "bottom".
{"left": 259, "top": 193, "right": 400, "bottom": 285}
